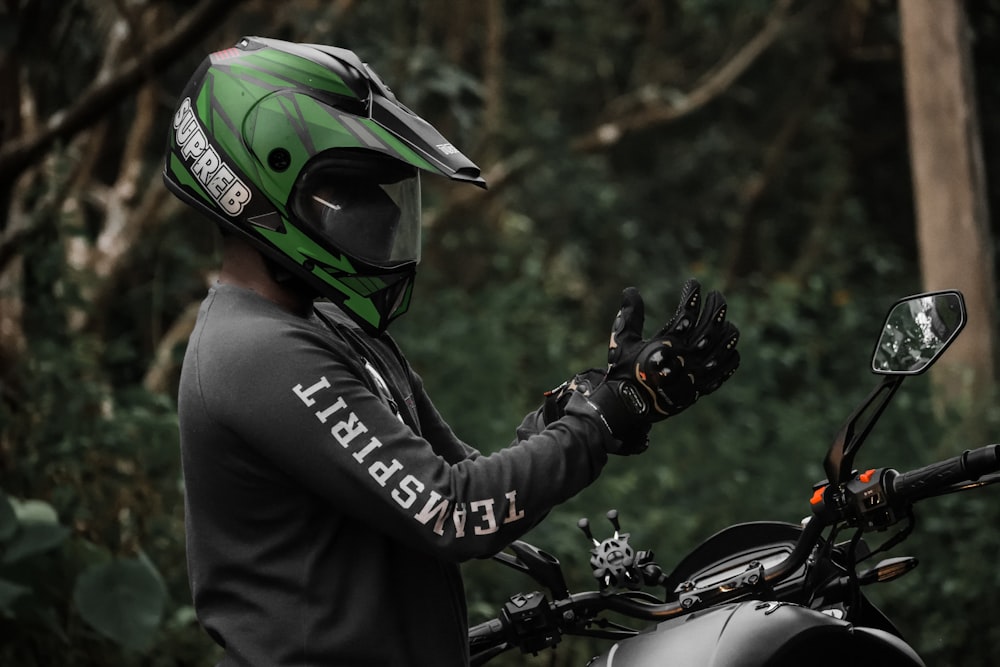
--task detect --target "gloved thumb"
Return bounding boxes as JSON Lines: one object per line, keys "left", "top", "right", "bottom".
{"left": 609, "top": 287, "right": 645, "bottom": 366}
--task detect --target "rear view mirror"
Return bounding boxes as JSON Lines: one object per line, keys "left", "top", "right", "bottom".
{"left": 872, "top": 291, "right": 966, "bottom": 375}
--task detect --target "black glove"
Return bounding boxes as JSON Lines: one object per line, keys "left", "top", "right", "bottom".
{"left": 585, "top": 279, "right": 740, "bottom": 445}
{"left": 542, "top": 369, "right": 650, "bottom": 455}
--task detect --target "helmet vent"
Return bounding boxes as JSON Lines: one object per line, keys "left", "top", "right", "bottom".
{"left": 247, "top": 212, "right": 285, "bottom": 232}
{"left": 268, "top": 148, "right": 292, "bottom": 172}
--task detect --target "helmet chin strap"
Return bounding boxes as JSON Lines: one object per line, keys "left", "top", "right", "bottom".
{"left": 265, "top": 256, "right": 319, "bottom": 298}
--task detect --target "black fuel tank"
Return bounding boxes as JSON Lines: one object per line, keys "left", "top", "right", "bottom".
{"left": 586, "top": 600, "right": 924, "bottom": 667}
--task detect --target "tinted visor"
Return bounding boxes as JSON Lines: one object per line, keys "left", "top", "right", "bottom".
{"left": 291, "top": 154, "right": 421, "bottom": 269}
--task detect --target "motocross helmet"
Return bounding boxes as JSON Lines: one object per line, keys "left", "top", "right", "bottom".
{"left": 163, "top": 36, "right": 485, "bottom": 333}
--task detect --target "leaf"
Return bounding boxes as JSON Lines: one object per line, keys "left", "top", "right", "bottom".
{"left": 0, "top": 491, "right": 17, "bottom": 542}
{"left": 0, "top": 576, "right": 31, "bottom": 614}
{"left": 73, "top": 554, "right": 166, "bottom": 652}
{"left": 2, "top": 498, "right": 70, "bottom": 564}
{"left": 11, "top": 498, "right": 59, "bottom": 523}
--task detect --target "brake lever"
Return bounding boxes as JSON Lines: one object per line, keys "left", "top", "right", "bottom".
{"left": 492, "top": 540, "right": 569, "bottom": 599}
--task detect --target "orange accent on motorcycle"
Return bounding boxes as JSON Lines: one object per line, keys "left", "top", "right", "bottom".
{"left": 859, "top": 469, "right": 876, "bottom": 483}
{"left": 810, "top": 486, "right": 826, "bottom": 505}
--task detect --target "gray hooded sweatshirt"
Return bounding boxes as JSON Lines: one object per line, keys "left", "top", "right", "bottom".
{"left": 178, "top": 284, "right": 612, "bottom": 666}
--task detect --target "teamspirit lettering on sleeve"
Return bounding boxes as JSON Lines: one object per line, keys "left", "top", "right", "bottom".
{"left": 172, "top": 97, "right": 252, "bottom": 216}
{"left": 293, "top": 375, "right": 526, "bottom": 538}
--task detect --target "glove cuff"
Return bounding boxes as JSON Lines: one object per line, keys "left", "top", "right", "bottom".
{"left": 542, "top": 368, "right": 606, "bottom": 425}
{"left": 574, "top": 383, "right": 651, "bottom": 455}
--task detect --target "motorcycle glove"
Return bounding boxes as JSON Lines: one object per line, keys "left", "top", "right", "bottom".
{"left": 584, "top": 279, "right": 740, "bottom": 445}
{"left": 543, "top": 369, "right": 650, "bottom": 455}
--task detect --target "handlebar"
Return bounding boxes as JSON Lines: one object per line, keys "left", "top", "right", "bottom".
{"left": 468, "top": 589, "right": 687, "bottom": 664}
{"left": 889, "top": 444, "right": 1000, "bottom": 504}
{"left": 470, "top": 444, "right": 1000, "bottom": 664}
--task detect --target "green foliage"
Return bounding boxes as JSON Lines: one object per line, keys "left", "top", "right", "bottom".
{"left": 0, "top": 172, "right": 215, "bottom": 665}
{"left": 0, "top": 487, "right": 170, "bottom": 660}
{"left": 0, "top": 488, "right": 210, "bottom": 666}
{"left": 2, "top": 496, "right": 71, "bottom": 568}
{"left": 72, "top": 554, "right": 167, "bottom": 652}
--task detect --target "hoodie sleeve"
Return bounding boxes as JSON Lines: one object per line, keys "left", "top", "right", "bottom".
{"left": 197, "top": 308, "right": 613, "bottom": 562}
{"left": 405, "top": 365, "right": 554, "bottom": 461}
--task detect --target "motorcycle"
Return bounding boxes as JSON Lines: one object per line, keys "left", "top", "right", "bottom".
{"left": 469, "top": 290, "right": 999, "bottom": 666}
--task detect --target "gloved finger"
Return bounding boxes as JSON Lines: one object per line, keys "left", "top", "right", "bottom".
{"left": 658, "top": 278, "right": 702, "bottom": 336}
{"left": 679, "top": 318, "right": 739, "bottom": 369}
{"left": 696, "top": 349, "right": 740, "bottom": 396}
{"left": 685, "top": 290, "right": 731, "bottom": 352}
{"left": 607, "top": 421, "right": 652, "bottom": 456}
{"left": 688, "top": 317, "right": 739, "bottom": 387}
{"left": 609, "top": 287, "right": 645, "bottom": 365}
{"left": 703, "top": 289, "right": 730, "bottom": 326}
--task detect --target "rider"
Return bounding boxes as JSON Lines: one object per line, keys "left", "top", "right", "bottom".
{"left": 165, "top": 36, "right": 740, "bottom": 666}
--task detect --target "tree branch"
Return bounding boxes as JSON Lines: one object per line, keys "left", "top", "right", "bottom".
{"left": 722, "top": 67, "right": 825, "bottom": 286}
{"left": 571, "top": 0, "right": 795, "bottom": 152}
{"left": 423, "top": 149, "right": 536, "bottom": 230}
{"left": 479, "top": 0, "right": 505, "bottom": 164}
{"left": 143, "top": 298, "right": 203, "bottom": 395}
{"left": 0, "top": 0, "right": 251, "bottom": 186}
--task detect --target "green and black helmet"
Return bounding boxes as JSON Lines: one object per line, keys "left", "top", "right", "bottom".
{"left": 163, "top": 36, "right": 485, "bottom": 333}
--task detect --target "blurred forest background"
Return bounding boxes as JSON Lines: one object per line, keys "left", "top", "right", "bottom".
{"left": 1, "top": 0, "right": 1000, "bottom": 665}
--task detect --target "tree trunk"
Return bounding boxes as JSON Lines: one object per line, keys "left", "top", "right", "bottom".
{"left": 899, "top": 0, "right": 997, "bottom": 407}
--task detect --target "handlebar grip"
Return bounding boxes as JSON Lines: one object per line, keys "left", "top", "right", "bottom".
{"left": 890, "top": 444, "right": 1000, "bottom": 502}
{"left": 468, "top": 618, "right": 505, "bottom": 645}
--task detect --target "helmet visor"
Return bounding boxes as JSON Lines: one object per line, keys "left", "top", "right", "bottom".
{"left": 291, "top": 159, "right": 421, "bottom": 269}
